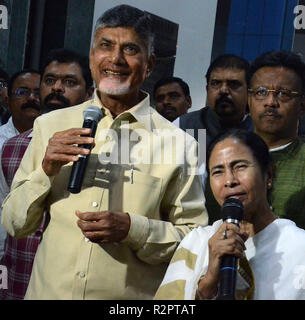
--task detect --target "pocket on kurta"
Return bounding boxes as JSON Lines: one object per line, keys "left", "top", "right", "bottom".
{"left": 108, "top": 168, "right": 163, "bottom": 219}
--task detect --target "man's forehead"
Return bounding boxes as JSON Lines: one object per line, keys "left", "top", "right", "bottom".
{"left": 156, "top": 82, "right": 183, "bottom": 94}
{"left": 251, "top": 66, "right": 301, "bottom": 87}
{"left": 13, "top": 73, "right": 40, "bottom": 87}
{"left": 94, "top": 26, "right": 145, "bottom": 45}
{"left": 43, "top": 61, "right": 82, "bottom": 77}
{"left": 210, "top": 68, "right": 246, "bottom": 81}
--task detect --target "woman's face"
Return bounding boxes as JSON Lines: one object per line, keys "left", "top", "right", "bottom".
{"left": 209, "top": 137, "right": 269, "bottom": 220}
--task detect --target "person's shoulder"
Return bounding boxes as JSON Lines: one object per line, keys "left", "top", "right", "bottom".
{"left": 290, "top": 138, "right": 305, "bottom": 162}
{"left": 276, "top": 219, "right": 305, "bottom": 245}
{"left": 37, "top": 102, "right": 88, "bottom": 123}
{"left": 32, "top": 101, "right": 92, "bottom": 140}
{"left": 34, "top": 101, "right": 93, "bottom": 135}
{"left": 3, "top": 129, "right": 32, "bottom": 146}
{"left": 180, "top": 108, "right": 204, "bottom": 121}
{"left": 150, "top": 107, "right": 197, "bottom": 140}
{"left": 297, "top": 137, "right": 305, "bottom": 151}
{"left": 0, "top": 120, "right": 10, "bottom": 134}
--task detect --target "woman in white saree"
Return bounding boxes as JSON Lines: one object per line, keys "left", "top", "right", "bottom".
{"left": 155, "top": 129, "right": 305, "bottom": 300}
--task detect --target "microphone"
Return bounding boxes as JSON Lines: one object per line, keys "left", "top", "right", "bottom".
{"left": 67, "top": 106, "right": 103, "bottom": 194}
{"left": 218, "top": 198, "right": 244, "bottom": 300}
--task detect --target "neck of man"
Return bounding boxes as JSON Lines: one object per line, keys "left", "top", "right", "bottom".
{"left": 12, "top": 117, "right": 34, "bottom": 134}
{"left": 256, "top": 130, "right": 297, "bottom": 149}
{"left": 218, "top": 113, "right": 245, "bottom": 129}
{"left": 240, "top": 203, "right": 276, "bottom": 238}
{"left": 98, "top": 90, "right": 144, "bottom": 118}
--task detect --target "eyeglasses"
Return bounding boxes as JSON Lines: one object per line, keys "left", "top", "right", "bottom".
{"left": 0, "top": 80, "right": 7, "bottom": 88}
{"left": 248, "top": 87, "right": 303, "bottom": 102}
{"left": 12, "top": 87, "right": 40, "bottom": 98}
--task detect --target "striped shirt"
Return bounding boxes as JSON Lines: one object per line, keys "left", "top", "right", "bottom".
{"left": 0, "top": 129, "right": 47, "bottom": 300}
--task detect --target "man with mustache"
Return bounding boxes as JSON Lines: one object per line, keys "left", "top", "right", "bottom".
{"left": 178, "top": 54, "right": 253, "bottom": 147}
{"left": 1, "top": 5, "right": 206, "bottom": 300}
{"left": 0, "top": 49, "right": 93, "bottom": 300}
{"left": 153, "top": 77, "right": 191, "bottom": 122}
{"left": 0, "top": 69, "right": 41, "bottom": 262}
{"left": 0, "top": 67, "right": 10, "bottom": 125}
{"left": 0, "top": 69, "right": 41, "bottom": 145}
{"left": 248, "top": 50, "right": 305, "bottom": 229}
{"left": 40, "top": 48, "right": 94, "bottom": 112}
{"left": 177, "top": 54, "right": 253, "bottom": 224}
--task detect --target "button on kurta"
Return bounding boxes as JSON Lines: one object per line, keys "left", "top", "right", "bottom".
{"left": 92, "top": 201, "right": 98, "bottom": 207}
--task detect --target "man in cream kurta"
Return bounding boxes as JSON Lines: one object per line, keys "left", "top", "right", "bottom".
{"left": 2, "top": 90, "right": 206, "bottom": 300}
{"left": 1, "top": 5, "right": 207, "bottom": 299}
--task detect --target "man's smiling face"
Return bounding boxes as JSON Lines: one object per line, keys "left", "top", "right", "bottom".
{"left": 90, "top": 26, "right": 155, "bottom": 99}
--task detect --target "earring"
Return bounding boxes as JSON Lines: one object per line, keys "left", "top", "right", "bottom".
{"left": 267, "top": 181, "right": 272, "bottom": 189}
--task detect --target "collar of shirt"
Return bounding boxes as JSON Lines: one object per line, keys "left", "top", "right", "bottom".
{"left": 93, "top": 90, "right": 153, "bottom": 132}
{"left": 270, "top": 138, "right": 302, "bottom": 162}
{"left": 6, "top": 116, "right": 20, "bottom": 136}
{"left": 269, "top": 141, "right": 293, "bottom": 152}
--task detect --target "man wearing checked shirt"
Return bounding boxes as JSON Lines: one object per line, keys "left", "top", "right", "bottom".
{"left": 1, "top": 5, "right": 207, "bottom": 299}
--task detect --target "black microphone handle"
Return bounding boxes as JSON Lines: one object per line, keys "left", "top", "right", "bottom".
{"left": 218, "top": 255, "right": 238, "bottom": 300}
{"left": 218, "top": 219, "right": 240, "bottom": 300}
{"left": 67, "top": 119, "right": 98, "bottom": 194}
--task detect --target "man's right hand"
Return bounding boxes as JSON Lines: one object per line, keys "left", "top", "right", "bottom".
{"left": 42, "top": 128, "right": 94, "bottom": 177}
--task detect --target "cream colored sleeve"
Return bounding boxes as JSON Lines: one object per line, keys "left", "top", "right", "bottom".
{"left": 1, "top": 119, "right": 53, "bottom": 238}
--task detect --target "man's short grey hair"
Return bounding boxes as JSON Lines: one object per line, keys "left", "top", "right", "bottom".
{"left": 93, "top": 4, "right": 155, "bottom": 55}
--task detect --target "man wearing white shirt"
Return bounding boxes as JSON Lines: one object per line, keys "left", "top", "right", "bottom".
{"left": 0, "top": 70, "right": 41, "bottom": 260}
{"left": 0, "top": 49, "right": 93, "bottom": 299}
{"left": 0, "top": 70, "right": 41, "bottom": 143}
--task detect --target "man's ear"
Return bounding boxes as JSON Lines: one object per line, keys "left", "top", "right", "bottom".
{"left": 266, "top": 165, "right": 274, "bottom": 189}
{"left": 298, "top": 96, "right": 305, "bottom": 118}
{"left": 186, "top": 96, "right": 192, "bottom": 109}
{"left": 146, "top": 54, "right": 156, "bottom": 78}
{"left": 86, "top": 86, "right": 95, "bottom": 100}
{"left": 5, "top": 96, "right": 11, "bottom": 113}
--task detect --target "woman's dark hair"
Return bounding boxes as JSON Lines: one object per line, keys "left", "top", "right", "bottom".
{"left": 206, "top": 129, "right": 271, "bottom": 176}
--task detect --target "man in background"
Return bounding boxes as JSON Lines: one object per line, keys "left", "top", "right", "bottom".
{"left": 178, "top": 54, "right": 253, "bottom": 224}
{"left": 248, "top": 50, "right": 305, "bottom": 229}
{"left": 1, "top": 5, "right": 206, "bottom": 300}
{"left": 153, "top": 76, "right": 191, "bottom": 122}
{"left": 178, "top": 54, "right": 252, "bottom": 145}
{"left": 0, "top": 69, "right": 41, "bottom": 260}
{"left": 0, "top": 48, "right": 93, "bottom": 300}
{"left": 0, "top": 68, "right": 10, "bottom": 125}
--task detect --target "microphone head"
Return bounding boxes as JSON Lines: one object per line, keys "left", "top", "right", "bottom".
{"left": 83, "top": 105, "right": 103, "bottom": 123}
{"left": 222, "top": 198, "right": 243, "bottom": 222}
